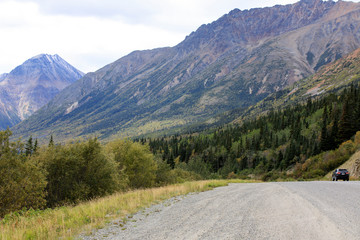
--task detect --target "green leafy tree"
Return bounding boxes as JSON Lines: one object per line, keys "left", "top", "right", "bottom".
{"left": 0, "top": 129, "right": 46, "bottom": 217}
{"left": 34, "top": 138, "right": 122, "bottom": 207}
{"left": 107, "top": 140, "right": 157, "bottom": 189}
{"left": 154, "top": 156, "right": 176, "bottom": 186}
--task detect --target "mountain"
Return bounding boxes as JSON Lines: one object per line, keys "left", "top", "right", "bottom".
{"left": 12, "top": 0, "right": 360, "bottom": 142}
{"left": 0, "top": 73, "right": 8, "bottom": 82}
{"left": 240, "top": 47, "right": 360, "bottom": 121}
{"left": 0, "top": 54, "right": 84, "bottom": 129}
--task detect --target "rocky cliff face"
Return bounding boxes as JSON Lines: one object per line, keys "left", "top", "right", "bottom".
{"left": 177, "top": 0, "right": 336, "bottom": 55}
{"left": 0, "top": 54, "right": 84, "bottom": 129}
{"left": 12, "top": 0, "right": 360, "bottom": 141}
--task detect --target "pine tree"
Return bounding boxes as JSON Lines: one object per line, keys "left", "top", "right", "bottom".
{"left": 48, "top": 135, "right": 54, "bottom": 147}
{"left": 25, "top": 136, "right": 33, "bottom": 156}
{"left": 167, "top": 153, "right": 175, "bottom": 168}
{"left": 338, "top": 98, "right": 355, "bottom": 143}
{"left": 33, "top": 139, "right": 38, "bottom": 153}
{"left": 320, "top": 105, "right": 331, "bottom": 151}
{"left": 329, "top": 108, "right": 339, "bottom": 149}
{"left": 276, "top": 151, "right": 283, "bottom": 169}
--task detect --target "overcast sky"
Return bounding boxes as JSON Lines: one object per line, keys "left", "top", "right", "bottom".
{"left": 0, "top": 0, "right": 357, "bottom": 73}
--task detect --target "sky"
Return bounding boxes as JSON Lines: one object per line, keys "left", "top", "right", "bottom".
{"left": 0, "top": 0, "right": 357, "bottom": 74}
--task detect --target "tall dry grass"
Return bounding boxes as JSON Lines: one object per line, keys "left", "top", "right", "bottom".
{"left": 1, "top": 180, "right": 250, "bottom": 240}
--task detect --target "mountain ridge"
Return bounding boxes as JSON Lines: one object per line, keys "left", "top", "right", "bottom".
{"left": 11, "top": 0, "right": 360, "bottom": 142}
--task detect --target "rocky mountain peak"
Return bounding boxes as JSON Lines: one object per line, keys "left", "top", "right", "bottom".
{"left": 8, "top": 54, "right": 83, "bottom": 86}
{"left": 29, "top": 54, "right": 70, "bottom": 65}
{"left": 177, "top": 0, "right": 336, "bottom": 56}
{"left": 300, "top": 0, "right": 323, "bottom": 5}
{"left": 0, "top": 54, "right": 84, "bottom": 128}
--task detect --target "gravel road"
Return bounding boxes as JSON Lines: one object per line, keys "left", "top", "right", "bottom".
{"left": 80, "top": 181, "right": 360, "bottom": 240}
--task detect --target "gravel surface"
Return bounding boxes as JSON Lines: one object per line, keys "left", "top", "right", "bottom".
{"left": 79, "top": 181, "right": 360, "bottom": 240}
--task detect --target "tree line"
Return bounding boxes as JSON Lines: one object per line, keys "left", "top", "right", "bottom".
{"left": 146, "top": 83, "right": 360, "bottom": 180}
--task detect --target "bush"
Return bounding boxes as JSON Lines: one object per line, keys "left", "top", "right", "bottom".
{"left": 106, "top": 140, "right": 157, "bottom": 189}
{"left": 34, "top": 138, "right": 122, "bottom": 207}
{"left": 227, "top": 172, "right": 237, "bottom": 179}
{"left": 155, "top": 157, "right": 177, "bottom": 186}
{"left": 170, "top": 168, "right": 202, "bottom": 183}
{"left": 303, "top": 169, "right": 325, "bottom": 179}
{"left": 0, "top": 129, "right": 46, "bottom": 217}
{"left": 261, "top": 171, "right": 280, "bottom": 182}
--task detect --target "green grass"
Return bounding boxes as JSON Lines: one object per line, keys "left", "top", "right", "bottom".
{"left": 0, "top": 180, "right": 257, "bottom": 240}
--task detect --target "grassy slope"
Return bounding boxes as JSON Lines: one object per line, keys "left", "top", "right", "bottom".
{"left": 0, "top": 180, "right": 258, "bottom": 240}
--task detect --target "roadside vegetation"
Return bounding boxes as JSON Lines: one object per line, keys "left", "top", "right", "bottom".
{"left": 0, "top": 180, "right": 256, "bottom": 240}
{"left": 0, "top": 130, "right": 206, "bottom": 218}
{"left": 0, "top": 128, "right": 253, "bottom": 239}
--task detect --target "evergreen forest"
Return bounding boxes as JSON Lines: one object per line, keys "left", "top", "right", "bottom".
{"left": 147, "top": 83, "right": 360, "bottom": 181}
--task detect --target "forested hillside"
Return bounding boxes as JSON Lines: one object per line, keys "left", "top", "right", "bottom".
{"left": 147, "top": 83, "right": 360, "bottom": 180}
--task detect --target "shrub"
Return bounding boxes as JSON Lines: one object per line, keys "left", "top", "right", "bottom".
{"left": 261, "top": 171, "right": 280, "bottom": 182}
{"left": 303, "top": 169, "right": 325, "bottom": 179}
{"left": 106, "top": 140, "right": 157, "bottom": 189}
{"left": 155, "top": 157, "right": 177, "bottom": 186}
{"left": 34, "top": 138, "right": 122, "bottom": 207}
{"left": 0, "top": 129, "right": 46, "bottom": 217}
{"left": 170, "top": 168, "right": 202, "bottom": 183}
{"left": 227, "top": 172, "right": 237, "bottom": 179}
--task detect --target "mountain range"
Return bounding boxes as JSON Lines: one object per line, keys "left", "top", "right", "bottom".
{"left": 0, "top": 54, "right": 84, "bottom": 129}
{"left": 11, "top": 0, "right": 360, "bottom": 142}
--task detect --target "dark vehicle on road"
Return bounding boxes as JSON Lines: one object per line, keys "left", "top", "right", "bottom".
{"left": 332, "top": 169, "right": 350, "bottom": 181}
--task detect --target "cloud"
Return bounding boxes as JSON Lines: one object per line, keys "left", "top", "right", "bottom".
{"left": 0, "top": 0, "right": 187, "bottom": 73}
{"left": 16, "top": 0, "right": 300, "bottom": 31}
{"left": 17, "top": 0, "right": 167, "bottom": 23}
{"left": 1, "top": 0, "right": 354, "bottom": 74}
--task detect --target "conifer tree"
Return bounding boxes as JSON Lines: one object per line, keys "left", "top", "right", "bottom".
{"left": 338, "top": 98, "right": 354, "bottom": 143}
{"left": 320, "top": 105, "right": 331, "bottom": 151}
{"left": 33, "top": 139, "right": 38, "bottom": 153}
{"left": 48, "top": 135, "right": 54, "bottom": 147}
{"left": 25, "top": 136, "right": 33, "bottom": 156}
{"left": 329, "top": 109, "right": 339, "bottom": 149}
